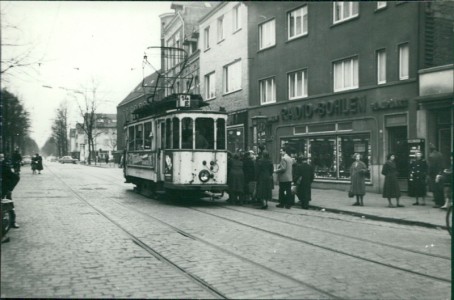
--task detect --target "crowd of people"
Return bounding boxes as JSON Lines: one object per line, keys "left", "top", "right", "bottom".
{"left": 224, "top": 144, "right": 452, "bottom": 210}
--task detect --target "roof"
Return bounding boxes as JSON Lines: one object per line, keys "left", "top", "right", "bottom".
{"left": 117, "top": 71, "right": 161, "bottom": 107}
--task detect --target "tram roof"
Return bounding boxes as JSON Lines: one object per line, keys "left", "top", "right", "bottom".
{"left": 132, "top": 93, "right": 209, "bottom": 118}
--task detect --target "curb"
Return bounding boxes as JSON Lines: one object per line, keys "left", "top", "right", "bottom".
{"left": 270, "top": 199, "right": 447, "bottom": 230}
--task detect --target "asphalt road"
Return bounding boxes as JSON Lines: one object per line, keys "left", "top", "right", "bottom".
{"left": 1, "top": 162, "right": 451, "bottom": 299}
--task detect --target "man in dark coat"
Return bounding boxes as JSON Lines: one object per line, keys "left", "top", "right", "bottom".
{"left": 1, "top": 153, "right": 20, "bottom": 229}
{"left": 12, "top": 148, "right": 22, "bottom": 174}
{"left": 293, "top": 156, "right": 314, "bottom": 209}
{"left": 427, "top": 144, "right": 444, "bottom": 206}
{"left": 243, "top": 151, "right": 256, "bottom": 203}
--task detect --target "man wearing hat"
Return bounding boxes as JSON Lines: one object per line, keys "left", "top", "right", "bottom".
{"left": 427, "top": 144, "right": 444, "bottom": 207}
{"left": 293, "top": 155, "right": 315, "bottom": 209}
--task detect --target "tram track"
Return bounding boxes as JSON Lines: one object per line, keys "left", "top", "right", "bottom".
{"left": 60, "top": 167, "right": 451, "bottom": 286}
{"left": 82, "top": 169, "right": 451, "bottom": 282}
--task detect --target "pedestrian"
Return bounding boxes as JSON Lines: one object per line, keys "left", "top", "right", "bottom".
{"left": 274, "top": 146, "right": 293, "bottom": 209}
{"left": 408, "top": 151, "right": 428, "bottom": 206}
{"left": 227, "top": 153, "right": 245, "bottom": 205}
{"left": 382, "top": 153, "right": 402, "bottom": 207}
{"left": 427, "top": 144, "right": 444, "bottom": 207}
{"left": 255, "top": 151, "right": 273, "bottom": 209}
{"left": 105, "top": 155, "right": 109, "bottom": 165}
{"left": 349, "top": 153, "right": 368, "bottom": 206}
{"left": 243, "top": 150, "right": 256, "bottom": 204}
{"left": 12, "top": 148, "right": 22, "bottom": 174}
{"left": 440, "top": 159, "right": 452, "bottom": 209}
{"left": 1, "top": 153, "right": 20, "bottom": 230}
{"left": 293, "top": 156, "right": 314, "bottom": 209}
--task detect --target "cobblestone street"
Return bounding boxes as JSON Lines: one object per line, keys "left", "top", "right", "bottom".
{"left": 1, "top": 163, "right": 451, "bottom": 299}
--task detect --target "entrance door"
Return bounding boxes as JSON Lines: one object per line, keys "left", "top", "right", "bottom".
{"left": 387, "top": 126, "right": 408, "bottom": 178}
{"left": 439, "top": 126, "right": 452, "bottom": 168}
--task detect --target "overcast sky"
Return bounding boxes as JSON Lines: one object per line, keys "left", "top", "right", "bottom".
{"left": 1, "top": 1, "right": 172, "bottom": 148}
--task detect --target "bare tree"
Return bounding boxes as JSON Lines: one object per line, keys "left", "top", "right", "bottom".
{"left": 51, "top": 103, "right": 68, "bottom": 157}
{"left": 0, "top": 3, "right": 44, "bottom": 81}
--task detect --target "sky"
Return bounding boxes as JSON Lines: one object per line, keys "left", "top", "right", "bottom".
{"left": 1, "top": 1, "right": 172, "bottom": 148}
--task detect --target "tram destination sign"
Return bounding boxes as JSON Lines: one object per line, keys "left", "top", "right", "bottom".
{"left": 281, "top": 96, "right": 367, "bottom": 121}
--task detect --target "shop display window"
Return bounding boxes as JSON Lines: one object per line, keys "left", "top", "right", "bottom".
{"left": 338, "top": 135, "right": 370, "bottom": 179}
{"left": 310, "top": 138, "right": 337, "bottom": 178}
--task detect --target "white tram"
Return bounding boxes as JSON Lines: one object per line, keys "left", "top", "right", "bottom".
{"left": 124, "top": 93, "right": 228, "bottom": 199}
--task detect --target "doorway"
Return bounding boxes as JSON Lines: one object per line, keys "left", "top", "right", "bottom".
{"left": 387, "top": 126, "right": 408, "bottom": 179}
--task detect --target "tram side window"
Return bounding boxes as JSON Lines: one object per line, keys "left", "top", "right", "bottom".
{"left": 144, "top": 122, "right": 152, "bottom": 150}
{"left": 173, "top": 117, "right": 180, "bottom": 149}
{"left": 166, "top": 119, "right": 172, "bottom": 149}
{"left": 195, "top": 118, "right": 214, "bottom": 150}
{"left": 216, "top": 119, "right": 226, "bottom": 150}
{"left": 135, "top": 124, "right": 144, "bottom": 150}
{"left": 128, "top": 126, "right": 134, "bottom": 150}
{"left": 182, "top": 117, "right": 193, "bottom": 149}
{"left": 160, "top": 122, "right": 165, "bottom": 149}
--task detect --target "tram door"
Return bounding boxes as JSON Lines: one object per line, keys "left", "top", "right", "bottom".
{"left": 387, "top": 126, "right": 408, "bottom": 191}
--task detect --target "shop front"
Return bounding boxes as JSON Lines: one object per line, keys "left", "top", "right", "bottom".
{"left": 249, "top": 85, "right": 418, "bottom": 193}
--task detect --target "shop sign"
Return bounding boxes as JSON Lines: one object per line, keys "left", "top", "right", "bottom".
{"left": 281, "top": 96, "right": 367, "bottom": 122}
{"left": 370, "top": 98, "right": 408, "bottom": 111}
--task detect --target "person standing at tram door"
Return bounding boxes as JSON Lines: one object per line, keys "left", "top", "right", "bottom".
{"left": 409, "top": 151, "right": 428, "bottom": 206}
{"left": 349, "top": 153, "right": 368, "bottom": 206}
{"left": 274, "top": 147, "right": 293, "bottom": 209}
{"left": 255, "top": 151, "right": 273, "bottom": 209}
{"left": 228, "top": 153, "right": 245, "bottom": 205}
{"left": 382, "top": 153, "right": 402, "bottom": 207}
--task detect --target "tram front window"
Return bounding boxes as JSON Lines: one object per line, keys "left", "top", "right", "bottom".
{"left": 195, "top": 118, "right": 214, "bottom": 149}
{"left": 182, "top": 117, "right": 193, "bottom": 149}
{"left": 217, "top": 119, "right": 226, "bottom": 150}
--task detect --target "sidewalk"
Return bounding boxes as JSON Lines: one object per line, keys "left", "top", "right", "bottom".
{"left": 271, "top": 184, "right": 449, "bottom": 229}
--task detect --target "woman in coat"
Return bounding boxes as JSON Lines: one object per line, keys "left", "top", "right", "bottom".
{"left": 349, "top": 153, "right": 368, "bottom": 206}
{"left": 255, "top": 151, "right": 273, "bottom": 209}
{"left": 382, "top": 153, "right": 402, "bottom": 207}
{"left": 293, "top": 156, "right": 314, "bottom": 209}
{"left": 408, "top": 151, "right": 428, "bottom": 206}
{"left": 227, "top": 153, "right": 245, "bottom": 205}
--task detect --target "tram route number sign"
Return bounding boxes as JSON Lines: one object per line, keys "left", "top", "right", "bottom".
{"left": 177, "top": 95, "right": 191, "bottom": 108}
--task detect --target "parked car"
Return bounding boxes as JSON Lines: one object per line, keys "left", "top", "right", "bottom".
{"left": 22, "top": 155, "right": 32, "bottom": 165}
{"left": 47, "top": 156, "right": 58, "bottom": 162}
{"left": 59, "top": 156, "right": 78, "bottom": 164}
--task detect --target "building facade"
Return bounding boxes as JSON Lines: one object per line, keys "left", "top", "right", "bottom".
{"left": 245, "top": 2, "right": 453, "bottom": 192}
{"left": 198, "top": 2, "right": 250, "bottom": 153}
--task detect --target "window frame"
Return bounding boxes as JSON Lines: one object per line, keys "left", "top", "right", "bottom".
{"left": 205, "top": 72, "right": 216, "bottom": 100}
{"left": 333, "top": 56, "right": 359, "bottom": 92}
{"left": 288, "top": 5, "right": 308, "bottom": 40}
{"left": 288, "top": 69, "right": 308, "bottom": 100}
{"left": 259, "top": 77, "right": 276, "bottom": 105}
{"left": 204, "top": 26, "right": 210, "bottom": 50}
{"left": 232, "top": 4, "right": 241, "bottom": 32}
{"left": 333, "top": 2, "right": 359, "bottom": 24}
{"left": 259, "top": 18, "right": 276, "bottom": 50}
{"left": 376, "top": 49, "right": 386, "bottom": 84}
{"left": 217, "top": 15, "right": 224, "bottom": 42}
{"left": 223, "top": 60, "right": 242, "bottom": 94}
{"left": 398, "top": 43, "right": 409, "bottom": 80}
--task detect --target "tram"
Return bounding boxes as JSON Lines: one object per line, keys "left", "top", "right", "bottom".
{"left": 123, "top": 93, "right": 228, "bottom": 199}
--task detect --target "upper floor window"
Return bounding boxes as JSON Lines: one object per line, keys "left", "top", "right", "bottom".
{"left": 260, "top": 77, "right": 276, "bottom": 105}
{"left": 399, "top": 43, "right": 409, "bottom": 80}
{"left": 333, "top": 56, "right": 358, "bottom": 92}
{"left": 376, "top": 49, "right": 386, "bottom": 84}
{"left": 259, "top": 19, "right": 276, "bottom": 50}
{"left": 205, "top": 72, "right": 216, "bottom": 100}
{"left": 333, "top": 2, "right": 359, "bottom": 24}
{"left": 377, "top": 2, "right": 387, "bottom": 9}
{"left": 224, "top": 60, "right": 242, "bottom": 94}
{"left": 288, "top": 6, "right": 308, "bottom": 40}
{"left": 217, "top": 16, "right": 224, "bottom": 42}
{"left": 288, "top": 69, "right": 308, "bottom": 99}
{"left": 232, "top": 5, "right": 241, "bottom": 32}
{"left": 204, "top": 26, "right": 210, "bottom": 50}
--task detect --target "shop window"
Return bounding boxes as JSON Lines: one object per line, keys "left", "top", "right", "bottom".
{"left": 310, "top": 138, "right": 337, "bottom": 179}
{"left": 281, "top": 138, "right": 307, "bottom": 158}
{"left": 144, "top": 122, "right": 152, "bottom": 150}
{"left": 135, "top": 124, "right": 144, "bottom": 150}
{"left": 182, "top": 118, "right": 193, "bottom": 149}
{"left": 195, "top": 118, "right": 214, "bottom": 149}
{"left": 216, "top": 119, "right": 226, "bottom": 150}
{"left": 338, "top": 135, "right": 370, "bottom": 179}
{"left": 172, "top": 117, "right": 180, "bottom": 149}
{"left": 337, "top": 122, "right": 353, "bottom": 131}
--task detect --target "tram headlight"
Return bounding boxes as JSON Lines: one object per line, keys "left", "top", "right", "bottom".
{"left": 198, "top": 170, "right": 211, "bottom": 182}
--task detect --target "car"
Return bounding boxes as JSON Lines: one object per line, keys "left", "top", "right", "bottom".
{"left": 22, "top": 155, "right": 32, "bottom": 165}
{"left": 59, "top": 156, "right": 78, "bottom": 164}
